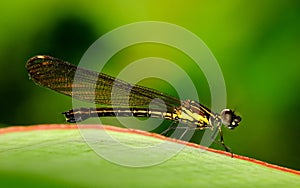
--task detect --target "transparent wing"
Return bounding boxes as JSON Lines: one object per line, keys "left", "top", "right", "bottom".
{"left": 26, "top": 55, "right": 181, "bottom": 110}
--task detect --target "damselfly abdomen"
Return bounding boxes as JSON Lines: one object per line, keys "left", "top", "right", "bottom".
{"left": 26, "top": 55, "right": 241, "bottom": 152}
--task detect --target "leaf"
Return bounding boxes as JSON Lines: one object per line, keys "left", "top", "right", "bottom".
{"left": 0, "top": 125, "right": 299, "bottom": 188}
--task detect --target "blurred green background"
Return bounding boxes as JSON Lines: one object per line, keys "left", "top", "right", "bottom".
{"left": 0, "top": 0, "right": 299, "bottom": 171}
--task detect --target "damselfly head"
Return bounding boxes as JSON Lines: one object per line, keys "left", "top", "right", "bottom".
{"left": 220, "top": 109, "right": 241, "bottom": 129}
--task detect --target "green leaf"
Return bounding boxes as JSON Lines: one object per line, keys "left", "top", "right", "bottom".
{"left": 0, "top": 125, "right": 299, "bottom": 188}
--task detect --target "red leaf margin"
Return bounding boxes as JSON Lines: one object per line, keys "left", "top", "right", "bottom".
{"left": 0, "top": 124, "right": 299, "bottom": 176}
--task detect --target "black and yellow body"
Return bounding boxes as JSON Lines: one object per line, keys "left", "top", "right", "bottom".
{"left": 26, "top": 55, "right": 241, "bottom": 153}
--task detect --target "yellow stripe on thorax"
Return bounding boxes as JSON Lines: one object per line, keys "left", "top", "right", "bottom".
{"left": 177, "top": 107, "right": 209, "bottom": 124}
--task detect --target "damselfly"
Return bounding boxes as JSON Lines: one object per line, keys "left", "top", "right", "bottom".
{"left": 26, "top": 55, "right": 241, "bottom": 152}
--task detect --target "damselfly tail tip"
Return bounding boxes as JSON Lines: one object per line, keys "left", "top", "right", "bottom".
{"left": 62, "top": 111, "right": 77, "bottom": 123}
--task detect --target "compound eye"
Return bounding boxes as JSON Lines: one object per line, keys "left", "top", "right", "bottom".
{"left": 220, "top": 109, "right": 233, "bottom": 126}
